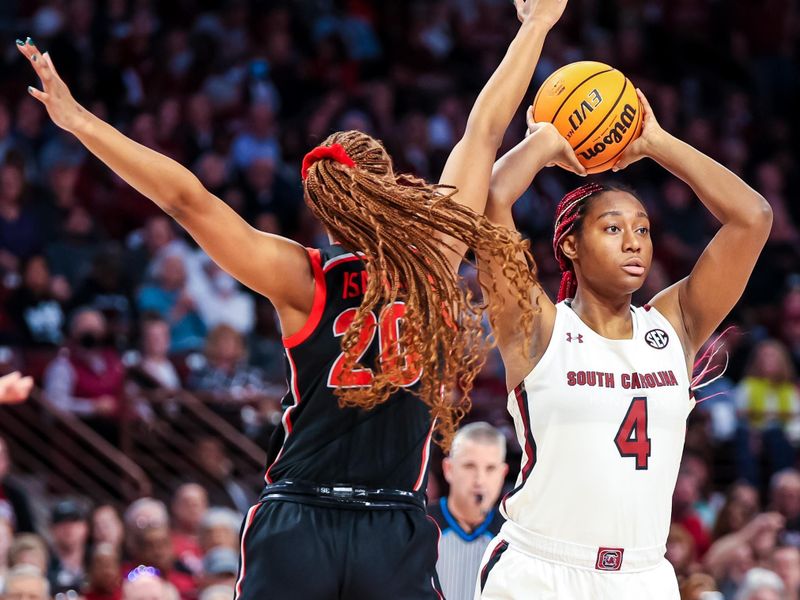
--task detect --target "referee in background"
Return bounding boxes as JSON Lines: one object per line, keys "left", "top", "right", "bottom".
{"left": 429, "top": 423, "right": 509, "bottom": 599}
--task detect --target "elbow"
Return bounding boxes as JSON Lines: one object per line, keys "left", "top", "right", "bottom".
{"left": 163, "top": 176, "right": 206, "bottom": 220}
{"left": 751, "top": 194, "right": 773, "bottom": 237}
{"left": 465, "top": 115, "right": 506, "bottom": 151}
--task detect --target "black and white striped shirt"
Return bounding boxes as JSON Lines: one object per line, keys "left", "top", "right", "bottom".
{"left": 429, "top": 497, "right": 504, "bottom": 600}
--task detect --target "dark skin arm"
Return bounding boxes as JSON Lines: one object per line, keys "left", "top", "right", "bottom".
{"left": 615, "top": 91, "right": 773, "bottom": 361}
{"left": 18, "top": 40, "right": 313, "bottom": 337}
{"left": 481, "top": 117, "right": 584, "bottom": 389}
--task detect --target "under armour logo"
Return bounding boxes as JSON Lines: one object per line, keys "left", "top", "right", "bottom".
{"left": 566, "top": 333, "right": 584, "bottom": 343}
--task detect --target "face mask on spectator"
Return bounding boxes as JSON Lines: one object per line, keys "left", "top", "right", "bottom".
{"left": 78, "top": 332, "right": 104, "bottom": 349}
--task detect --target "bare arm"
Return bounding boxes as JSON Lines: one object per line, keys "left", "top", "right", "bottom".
{"left": 438, "top": 0, "right": 569, "bottom": 270}
{"left": 481, "top": 121, "right": 583, "bottom": 388}
{"left": 615, "top": 91, "right": 773, "bottom": 356}
{"left": 18, "top": 40, "right": 313, "bottom": 331}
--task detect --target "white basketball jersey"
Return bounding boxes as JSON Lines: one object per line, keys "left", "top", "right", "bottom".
{"left": 502, "top": 301, "right": 693, "bottom": 551}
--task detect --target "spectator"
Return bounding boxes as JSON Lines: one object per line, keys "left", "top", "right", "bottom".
{"left": 198, "top": 508, "right": 242, "bottom": 555}
{"left": 194, "top": 437, "right": 254, "bottom": 513}
{"left": 229, "top": 101, "right": 280, "bottom": 171}
{"left": 679, "top": 572, "right": 720, "bottom": 600}
{"left": 47, "top": 499, "right": 89, "bottom": 595}
{"left": 193, "top": 260, "right": 255, "bottom": 335}
{"left": 2, "top": 564, "right": 50, "bottom": 600}
{"left": 89, "top": 505, "right": 124, "bottom": 557}
{"left": 771, "top": 545, "right": 800, "bottom": 600}
{"left": 735, "top": 567, "right": 785, "bottom": 600}
{"left": 736, "top": 340, "right": 800, "bottom": 487}
{"left": 128, "top": 525, "right": 194, "bottom": 599}
{"left": 666, "top": 523, "right": 697, "bottom": 582}
{"left": 84, "top": 543, "right": 122, "bottom": 600}
{"left": 68, "top": 247, "right": 137, "bottom": 347}
{"left": 43, "top": 308, "right": 126, "bottom": 441}
{"left": 770, "top": 470, "right": 800, "bottom": 546}
{"left": 3, "top": 254, "right": 67, "bottom": 347}
{"left": 429, "top": 422, "right": 508, "bottom": 600}
{"left": 136, "top": 254, "right": 206, "bottom": 353}
{"left": 121, "top": 568, "right": 179, "bottom": 600}
{"left": 0, "top": 160, "right": 42, "bottom": 277}
{"left": 170, "top": 483, "right": 208, "bottom": 575}
{"left": 199, "top": 547, "right": 238, "bottom": 590}
{"left": 673, "top": 465, "right": 712, "bottom": 559}
{"left": 0, "top": 436, "right": 35, "bottom": 532}
{"left": 7, "top": 534, "right": 49, "bottom": 573}
{"left": 122, "top": 498, "right": 168, "bottom": 560}
{"left": 188, "top": 325, "right": 277, "bottom": 429}
{"left": 712, "top": 482, "right": 760, "bottom": 541}
{"left": 126, "top": 314, "right": 182, "bottom": 420}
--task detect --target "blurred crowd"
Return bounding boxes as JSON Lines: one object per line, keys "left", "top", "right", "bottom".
{"left": 0, "top": 0, "right": 799, "bottom": 598}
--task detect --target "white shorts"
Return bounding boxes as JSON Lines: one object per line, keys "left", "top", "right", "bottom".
{"left": 475, "top": 526, "right": 679, "bottom": 600}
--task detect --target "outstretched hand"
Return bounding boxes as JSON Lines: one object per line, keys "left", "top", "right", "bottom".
{"left": 16, "top": 38, "right": 86, "bottom": 133}
{"left": 526, "top": 108, "right": 586, "bottom": 176}
{"left": 612, "top": 89, "right": 666, "bottom": 172}
{"left": 513, "top": 0, "right": 569, "bottom": 28}
{"left": 0, "top": 372, "right": 33, "bottom": 404}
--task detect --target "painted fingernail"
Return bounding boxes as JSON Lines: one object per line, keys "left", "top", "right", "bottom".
{"left": 15, "top": 39, "right": 24, "bottom": 46}
{"left": 27, "top": 86, "right": 34, "bottom": 94}
{"left": 31, "top": 55, "right": 37, "bottom": 62}
{"left": 26, "top": 37, "right": 34, "bottom": 45}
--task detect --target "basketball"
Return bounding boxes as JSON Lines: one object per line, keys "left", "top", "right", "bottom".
{"left": 532, "top": 61, "right": 643, "bottom": 174}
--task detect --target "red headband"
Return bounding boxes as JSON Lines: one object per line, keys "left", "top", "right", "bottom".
{"left": 301, "top": 143, "right": 356, "bottom": 180}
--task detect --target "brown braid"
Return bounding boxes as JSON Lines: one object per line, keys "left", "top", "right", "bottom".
{"left": 303, "top": 130, "right": 536, "bottom": 450}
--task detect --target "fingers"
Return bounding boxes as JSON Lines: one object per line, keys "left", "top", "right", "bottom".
{"left": 636, "top": 88, "right": 652, "bottom": 113}
{"left": 15, "top": 37, "right": 54, "bottom": 88}
{"left": 563, "top": 149, "right": 587, "bottom": 176}
{"left": 526, "top": 106, "right": 536, "bottom": 132}
{"left": 27, "top": 86, "right": 49, "bottom": 103}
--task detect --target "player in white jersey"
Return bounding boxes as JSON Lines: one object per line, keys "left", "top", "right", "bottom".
{"left": 474, "top": 92, "right": 773, "bottom": 599}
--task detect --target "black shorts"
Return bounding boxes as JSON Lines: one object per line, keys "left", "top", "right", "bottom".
{"left": 234, "top": 495, "right": 444, "bottom": 600}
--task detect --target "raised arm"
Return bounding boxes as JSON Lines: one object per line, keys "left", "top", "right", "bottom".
{"left": 438, "top": 0, "right": 569, "bottom": 269}
{"left": 18, "top": 40, "right": 314, "bottom": 333}
{"left": 481, "top": 119, "right": 583, "bottom": 388}
{"left": 616, "top": 91, "right": 773, "bottom": 357}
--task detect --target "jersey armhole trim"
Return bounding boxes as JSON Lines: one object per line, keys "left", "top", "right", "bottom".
{"left": 283, "top": 248, "right": 327, "bottom": 348}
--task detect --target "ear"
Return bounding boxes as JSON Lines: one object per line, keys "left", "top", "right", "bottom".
{"left": 561, "top": 234, "right": 579, "bottom": 262}
{"left": 442, "top": 457, "right": 453, "bottom": 484}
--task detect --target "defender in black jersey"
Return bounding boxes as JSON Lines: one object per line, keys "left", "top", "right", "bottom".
{"left": 235, "top": 244, "right": 443, "bottom": 599}
{"left": 19, "top": 2, "right": 570, "bottom": 597}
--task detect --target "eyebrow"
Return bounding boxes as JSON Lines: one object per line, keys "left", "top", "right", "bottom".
{"left": 596, "top": 210, "right": 650, "bottom": 220}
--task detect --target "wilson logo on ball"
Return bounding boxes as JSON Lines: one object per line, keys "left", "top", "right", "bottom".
{"left": 579, "top": 103, "right": 638, "bottom": 161}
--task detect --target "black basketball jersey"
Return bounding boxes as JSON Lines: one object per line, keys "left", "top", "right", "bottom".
{"left": 264, "top": 244, "right": 434, "bottom": 491}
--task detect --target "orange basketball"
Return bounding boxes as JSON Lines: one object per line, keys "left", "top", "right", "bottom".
{"left": 532, "top": 61, "right": 643, "bottom": 174}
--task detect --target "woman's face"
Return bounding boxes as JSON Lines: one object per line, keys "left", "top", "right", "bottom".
{"left": 92, "top": 505, "right": 124, "bottom": 547}
{"left": 564, "top": 191, "right": 653, "bottom": 298}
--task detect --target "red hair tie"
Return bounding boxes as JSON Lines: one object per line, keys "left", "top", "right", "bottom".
{"left": 301, "top": 143, "right": 356, "bottom": 180}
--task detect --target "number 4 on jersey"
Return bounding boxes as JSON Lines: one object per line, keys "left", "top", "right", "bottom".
{"left": 614, "top": 397, "right": 651, "bottom": 470}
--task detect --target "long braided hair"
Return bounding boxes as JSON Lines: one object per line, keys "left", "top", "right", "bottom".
{"left": 302, "top": 130, "right": 536, "bottom": 450}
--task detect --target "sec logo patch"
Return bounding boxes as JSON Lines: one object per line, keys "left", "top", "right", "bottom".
{"left": 645, "top": 329, "right": 669, "bottom": 349}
